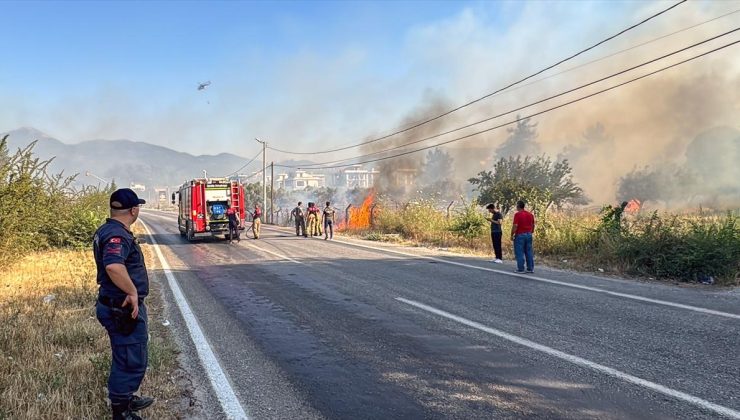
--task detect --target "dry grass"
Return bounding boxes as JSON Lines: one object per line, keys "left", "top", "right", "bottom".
{"left": 354, "top": 207, "right": 740, "bottom": 285}
{"left": 0, "top": 236, "right": 190, "bottom": 418}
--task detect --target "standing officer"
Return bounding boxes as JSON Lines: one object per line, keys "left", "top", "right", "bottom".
{"left": 94, "top": 188, "right": 154, "bottom": 420}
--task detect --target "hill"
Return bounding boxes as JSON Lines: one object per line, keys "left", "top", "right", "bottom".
{"left": 0, "top": 127, "right": 314, "bottom": 197}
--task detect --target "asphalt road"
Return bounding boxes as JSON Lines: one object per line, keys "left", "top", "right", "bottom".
{"left": 139, "top": 210, "right": 740, "bottom": 420}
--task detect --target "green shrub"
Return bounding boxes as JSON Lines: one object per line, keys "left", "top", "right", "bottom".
{"left": 614, "top": 213, "right": 739, "bottom": 282}
{"left": 374, "top": 198, "right": 451, "bottom": 243}
{"left": 449, "top": 201, "right": 488, "bottom": 247}
{"left": 0, "top": 136, "right": 110, "bottom": 266}
{"left": 362, "top": 193, "right": 739, "bottom": 284}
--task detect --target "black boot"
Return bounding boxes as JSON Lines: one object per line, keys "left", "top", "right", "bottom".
{"left": 130, "top": 395, "right": 155, "bottom": 411}
{"left": 112, "top": 403, "right": 142, "bottom": 420}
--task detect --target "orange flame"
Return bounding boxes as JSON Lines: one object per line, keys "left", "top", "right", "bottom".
{"left": 625, "top": 199, "right": 641, "bottom": 213}
{"left": 342, "top": 190, "right": 376, "bottom": 230}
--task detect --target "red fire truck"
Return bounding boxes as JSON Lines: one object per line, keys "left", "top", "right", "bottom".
{"left": 172, "top": 178, "right": 246, "bottom": 241}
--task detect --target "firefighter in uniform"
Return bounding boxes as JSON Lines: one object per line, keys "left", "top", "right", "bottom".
{"left": 226, "top": 204, "right": 240, "bottom": 243}
{"left": 250, "top": 204, "right": 262, "bottom": 239}
{"left": 93, "top": 188, "right": 154, "bottom": 420}
{"left": 316, "top": 203, "right": 323, "bottom": 236}
{"left": 307, "top": 202, "right": 320, "bottom": 236}
{"left": 292, "top": 201, "right": 307, "bottom": 237}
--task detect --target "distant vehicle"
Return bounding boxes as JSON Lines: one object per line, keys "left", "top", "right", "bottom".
{"left": 197, "top": 81, "right": 211, "bottom": 90}
{"left": 173, "top": 177, "right": 245, "bottom": 241}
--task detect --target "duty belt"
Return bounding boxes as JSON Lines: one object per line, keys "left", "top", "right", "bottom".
{"left": 98, "top": 295, "right": 144, "bottom": 307}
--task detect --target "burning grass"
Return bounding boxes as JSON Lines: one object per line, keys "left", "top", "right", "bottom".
{"left": 0, "top": 239, "right": 189, "bottom": 418}
{"left": 339, "top": 190, "right": 377, "bottom": 231}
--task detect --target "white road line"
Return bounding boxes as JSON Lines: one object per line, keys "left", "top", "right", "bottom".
{"left": 396, "top": 297, "right": 740, "bottom": 419}
{"left": 192, "top": 223, "right": 740, "bottom": 320}
{"left": 140, "top": 220, "right": 250, "bottom": 420}
{"left": 322, "top": 235, "right": 739, "bottom": 320}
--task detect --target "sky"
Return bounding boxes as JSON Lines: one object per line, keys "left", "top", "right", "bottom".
{"left": 1, "top": 0, "right": 484, "bottom": 154}
{"left": 0, "top": 0, "right": 624, "bottom": 155}
{"left": 1, "top": 0, "right": 739, "bottom": 204}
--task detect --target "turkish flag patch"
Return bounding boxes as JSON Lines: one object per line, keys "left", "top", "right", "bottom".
{"left": 109, "top": 237, "right": 121, "bottom": 244}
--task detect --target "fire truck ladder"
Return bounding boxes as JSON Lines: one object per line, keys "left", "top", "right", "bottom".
{"left": 230, "top": 181, "right": 242, "bottom": 218}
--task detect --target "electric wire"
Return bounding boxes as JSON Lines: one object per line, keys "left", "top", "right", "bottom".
{"left": 274, "top": 38, "right": 739, "bottom": 171}
{"left": 267, "top": 0, "right": 687, "bottom": 155}
{"left": 278, "top": 28, "right": 739, "bottom": 169}
{"left": 223, "top": 150, "right": 261, "bottom": 178}
{"left": 241, "top": 167, "right": 265, "bottom": 181}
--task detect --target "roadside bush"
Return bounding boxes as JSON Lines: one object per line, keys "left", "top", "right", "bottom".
{"left": 0, "top": 136, "right": 110, "bottom": 267}
{"left": 357, "top": 194, "right": 739, "bottom": 284}
{"left": 614, "top": 213, "right": 739, "bottom": 282}
{"left": 374, "top": 198, "right": 450, "bottom": 243}
{"left": 449, "top": 201, "right": 488, "bottom": 247}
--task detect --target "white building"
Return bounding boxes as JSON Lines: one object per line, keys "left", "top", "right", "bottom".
{"left": 129, "top": 182, "right": 146, "bottom": 192}
{"left": 271, "top": 173, "right": 289, "bottom": 189}
{"left": 392, "top": 168, "right": 417, "bottom": 188}
{"left": 341, "top": 165, "right": 379, "bottom": 189}
{"left": 283, "top": 170, "right": 326, "bottom": 190}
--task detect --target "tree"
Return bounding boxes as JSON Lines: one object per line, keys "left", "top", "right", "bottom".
{"left": 616, "top": 164, "right": 696, "bottom": 205}
{"left": 421, "top": 148, "right": 454, "bottom": 182}
{"left": 419, "top": 148, "right": 460, "bottom": 201}
{"left": 616, "top": 166, "right": 659, "bottom": 205}
{"left": 559, "top": 122, "right": 614, "bottom": 162}
{"left": 304, "top": 186, "right": 338, "bottom": 205}
{"left": 243, "top": 182, "right": 263, "bottom": 207}
{"left": 469, "top": 155, "right": 588, "bottom": 215}
{"left": 495, "top": 116, "right": 540, "bottom": 159}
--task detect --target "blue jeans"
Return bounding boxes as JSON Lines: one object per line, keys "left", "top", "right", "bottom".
{"left": 324, "top": 220, "right": 333, "bottom": 239}
{"left": 514, "top": 233, "right": 534, "bottom": 272}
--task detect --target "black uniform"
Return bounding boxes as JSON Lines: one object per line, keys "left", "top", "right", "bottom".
{"left": 490, "top": 210, "right": 503, "bottom": 260}
{"left": 292, "top": 206, "right": 307, "bottom": 237}
{"left": 93, "top": 218, "right": 149, "bottom": 412}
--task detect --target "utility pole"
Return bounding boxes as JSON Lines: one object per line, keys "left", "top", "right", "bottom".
{"left": 270, "top": 162, "right": 274, "bottom": 224}
{"left": 255, "top": 138, "right": 266, "bottom": 215}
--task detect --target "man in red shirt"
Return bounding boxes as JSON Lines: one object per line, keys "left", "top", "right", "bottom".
{"left": 511, "top": 200, "right": 535, "bottom": 273}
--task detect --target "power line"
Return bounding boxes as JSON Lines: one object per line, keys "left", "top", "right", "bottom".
{"left": 268, "top": 0, "right": 687, "bottom": 156}
{"left": 275, "top": 38, "right": 739, "bottom": 171}
{"left": 281, "top": 28, "right": 739, "bottom": 169}
{"left": 548, "top": 8, "right": 739, "bottom": 80}
{"left": 240, "top": 167, "right": 265, "bottom": 182}
{"left": 223, "top": 150, "right": 261, "bottom": 178}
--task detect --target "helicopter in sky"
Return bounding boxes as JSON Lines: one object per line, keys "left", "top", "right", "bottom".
{"left": 197, "top": 81, "right": 211, "bottom": 91}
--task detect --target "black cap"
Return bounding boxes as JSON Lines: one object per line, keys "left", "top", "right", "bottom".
{"left": 110, "top": 188, "right": 146, "bottom": 209}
